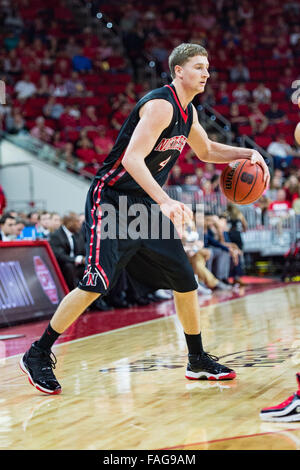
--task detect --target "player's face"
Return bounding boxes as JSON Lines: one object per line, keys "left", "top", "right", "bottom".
{"left": 178, "top": 55, "right": 210, "bottom": 93}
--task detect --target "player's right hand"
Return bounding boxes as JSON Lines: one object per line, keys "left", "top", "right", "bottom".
{"left": 160, "top": 199, "right": 194, "bottom": 238}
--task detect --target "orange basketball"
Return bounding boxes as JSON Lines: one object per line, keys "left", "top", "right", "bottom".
{"left": 220, "top": 159, "right": 265, "bottom": 205}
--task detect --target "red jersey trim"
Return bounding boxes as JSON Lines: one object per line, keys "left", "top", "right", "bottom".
{"left": 165, "top": 85, "right": 188, "bottom": 123}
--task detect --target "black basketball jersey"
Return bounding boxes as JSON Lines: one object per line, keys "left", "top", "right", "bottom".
{"left": 94, "top": 84, "right": 194, "bottom": 196}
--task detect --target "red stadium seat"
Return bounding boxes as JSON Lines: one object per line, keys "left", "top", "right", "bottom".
{"left": 254, "top": 136, "right": 272, "bottom": 148}
{"left": 238, "top": 125, "right": 253, "bottom": 136}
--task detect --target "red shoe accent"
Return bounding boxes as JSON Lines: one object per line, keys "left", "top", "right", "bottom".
{"left": 261, "top": 394, "right": 294, "bottom": 411}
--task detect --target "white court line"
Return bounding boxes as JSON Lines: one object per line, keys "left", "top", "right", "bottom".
{"left": 4, "top": 284, "right": 291, "bottom": 360}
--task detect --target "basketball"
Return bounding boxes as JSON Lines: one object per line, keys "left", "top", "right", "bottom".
{"left": 220, "top": 159, "right": 265, "bottom": 205}
{"left": 295, "top": 122, "right": 300, "bottom": 145}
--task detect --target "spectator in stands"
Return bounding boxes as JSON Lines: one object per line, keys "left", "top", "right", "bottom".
{"left": 200, "top": 84, "right": 216, "bottom": 106}
{"left": 229, "top": 102, "right": 249, "bottom": 141}
{"left": 248, "top": 103, "right": 269, "bottom": 135}
{"left": 4, "top": 48, "right": 22, "bottom": 76}
{"left": 36, "top": 75, "right": 53, "bottom": 97}
{"left": 65, "top": 71, "right": 86, "bottom": 97}
{"left": 52, "top": 73, "right": 68, "bottom": 97}
{"left": 72, "top": 47, "right": 92, "bottom": 72}
{"left": 58, "top": 142, "right": 83, "bottom": 173}
{"left": 49, "top": 212, "right": 62, "bottom": 233}
{"left": 237, "top": 0, "right": 254, "bottom": 22}
{"left": 272, "top": 36, "right": 293, "bottom": 60}
{"left": 111, "top": 102, "right": 132, "bottom": 130}
{"left": 79, "top": 106, "right": 102, "bottom": 130}
{"left": 229, "top": 59, "right": 250, "bottom": 82}
{"left": 204, "top": 214, "right": 232, "bottom": 286}
{"left": 232, "top": 83, "right": 250, "bottom": 105}
{"left": 6, "top": 111, "right": 28, "bottom": 135}
{"left": 0, "top": 213, "right": 16, "bottom": 241}
{"left": 265, "top": 102, "right": 287, "bottom": 124}
{"left": 49, "top": 211, "right": 86, "bottom": 291}
{"left": 59, "top": 105, "right": 81, "bottom": 130}
{"left": 267, "top": 134, "right": 300, "bottom": 169}
{"left": 268, "top": 188, "right": 292, "bottom": 214}
{"left": 64, "top": 37, "right": 81, "bottom": 60}
{"left": 278, "top": 67, "right": 294, "bottom": 99}
{"left": 13, "top": 217, "right": 26, "bottom": 239}
{"left": 252, "top": 82, "right": 272, "bottom": 104}
{"left": 219, "top": 213, "right": 245, "bottom": 285}
{"left": 35, "top": 211, "right": 51, "bottom": 240}
{"left": 259, "top": 24, "right": 277, "bottom": 49}
{"left": 216, "top": 81, "right": 230, "bottom": 105}
{"left": 14, "top": 73, "right": 37, "bottom": 100}
{"left": 93, "top": 126, "right": 114, "bottom": 161}
{"left": 30, "top": 116, "right": 54, "bottom": 143}
{"left": 43, "top": 97, "right": 65, "bottom": 120}
{"left": 284, "top": 175, "right": 300, "bottom": 204}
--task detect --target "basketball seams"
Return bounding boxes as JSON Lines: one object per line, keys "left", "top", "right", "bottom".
{"left": 238, "top": 163, "right": 259, "bottom": 204}
{"left": 233, "top": 160, "right": 247, "bottom": 202}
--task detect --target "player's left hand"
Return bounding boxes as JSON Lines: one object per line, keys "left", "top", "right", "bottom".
{"left": 250, "top": 150, "right": 270, "bottom": 188}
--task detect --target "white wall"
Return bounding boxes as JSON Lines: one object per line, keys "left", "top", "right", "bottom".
{"left": 0, "top": 140, "right": 91, "bottom": 214}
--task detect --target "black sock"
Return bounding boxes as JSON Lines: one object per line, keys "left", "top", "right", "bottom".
{"left": 184, "top": 332, "right": 204, "bottom": 356}
{"left": 36, "top": 323, "right": 60, "bottom": 351}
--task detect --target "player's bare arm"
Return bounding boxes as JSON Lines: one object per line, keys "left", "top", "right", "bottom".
{"left": 121, "top": 99, "right": 193, "bottom": 230}
{"left": 188, "top": 105, "right": 270, "bottom": 187}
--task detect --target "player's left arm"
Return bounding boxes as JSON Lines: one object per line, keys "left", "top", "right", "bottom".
{"left": 187, "top": 105, "right": 270, "bottom": 186}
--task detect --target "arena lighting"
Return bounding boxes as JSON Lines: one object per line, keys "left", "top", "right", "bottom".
{"left": 96, "top": 12, "right": 102, "bottom": 19}
{"left": 149, "top": 61, "right": 155, "bottom": 68}
{"left": 106, "top": 22, "right": 113, "bottom": 28}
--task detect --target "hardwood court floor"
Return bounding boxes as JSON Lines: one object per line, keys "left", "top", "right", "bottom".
{"left": 0, "top": 282, "right": 300, "bottom": 450}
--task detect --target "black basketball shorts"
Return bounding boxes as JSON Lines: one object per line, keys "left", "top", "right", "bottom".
{"left": 78, "top": 180, "right": 198, "bottom": 294}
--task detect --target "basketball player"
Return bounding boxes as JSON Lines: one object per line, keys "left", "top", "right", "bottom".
{"left": 20, "top": 43, "right": 270, "bottom": 394}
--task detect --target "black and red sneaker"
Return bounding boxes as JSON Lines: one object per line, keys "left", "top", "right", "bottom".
{"left": 20, "top": 342, "right": 62, "bottom": 395}
{"left": 260, "top": 373, "right": 300, "bottom": 422}
{"left": 185, "top": 352, "right": 236, "bottom": 381}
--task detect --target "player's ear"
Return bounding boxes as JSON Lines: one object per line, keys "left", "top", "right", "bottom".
{"left": 174, "top": 64, "right": 183, "bottom": 79}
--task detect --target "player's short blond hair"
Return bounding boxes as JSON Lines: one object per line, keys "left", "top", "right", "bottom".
{"left": 168, "top": 43, "right": 208, "bottom": 79}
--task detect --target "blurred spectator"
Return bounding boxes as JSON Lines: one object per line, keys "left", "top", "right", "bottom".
{"left": 259, "top": 24, "right": 277, "bottom": 49}
{"left": 272, "top": 36, "right": 293, "bottom": 59}
{"left": 30, "top": 116, "right": 54, "bottom": 143}
{"left": 49, "top": 211, "right": 85, "bottom": 290}
{"left": 248, "top": 103, "right": 269, "bottom": 135}
{"left": 52, "top": 73, "right": 68, "bottom": 97}
{"left": 35, "top": 211, "right": 51, "bottom": 240}
{"left": 0, "top": 185, "right": 7, "bottom": 215}
{"left": 93, "top": 126, "right": 114, "bottom": 159}
{"left": 43, "top": 97, "right": 65, "bottom": 120}
{"left": 284, "top": 175, "right": 300, "bottom": 204}
{"left": 49, "top": 212, "right": 62, "bottom": 233}
{"left": 267, "top": 134, "right": 300, "bottom": 169}
{"left": 232, "top": 83, "right": 250, "bottom": 105}
{"left": 218, "top": 214, "right": 244, "bottom": 285}
{"left": 36, "top": 75, "right": 53, "bottom": 97}
{"left": 265, "top": 103, "right": 287, "bottom": 124}
{"left": 167, "top": 164, "right": 183, "bottom": 186}
{"left": 0, "top": 213, "right": 16, "bottom": 241}
{"left": 230, "top": 59, "right": 250, "bottom": 82}
{"left": 200, "top": 84, "right": 216, "bottom": 106}
{"left": 72, "top": 47, "right": 92, "bottom": 72}
{"left": 13, "top": 217, "right": 26, "bottom": 239}
{"left": 111, "top": 102, "right": 132, "bottom": 130}
{"left": 216, "top": 81, "right": 230, "bottom": 105}
{"left": 58, "top": 142, "right": 83, "bottom": 173}
{"left": 7, "top": 111, "right": 28, "bottom": 135}
{"left": 204, "top": 214, "right": 231, "bottom": 285}
{"left": 278, "top": 67, "right": 294, "bottom": 99}
{"left": 237, "top": 0, "right": 254, "bottom": 21}
{"left": 4, "top": 48, "right": 22, "bottom": 76}
{"left": 252, "top": 82, "right": 272, "bottom": 104}
{"left": 268, "top": 188, "right": 292, "bottom": 213}
{"left": 229, "top": 102, "right": 249, "bottom": 140}
{"left": 65, "top": 71, "right": 86, "bottom": 97}
{"left": 14, "top": 73, "right": 37, "bottom": 100}
{"left": 79, "top": 106, "right": 102, "bottom": 130}
{"left": 59, "top": 105, "right": 80, "bottom": 130}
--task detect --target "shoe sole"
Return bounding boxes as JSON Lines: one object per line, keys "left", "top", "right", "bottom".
{"left": 19, "top": 357, "right": 62, "bottom": 395}
{"left": 185, "top": 370, "right": 236, "bottom": 380}
{"left": 259, "top": 413, "right": 300, "bottom": 422}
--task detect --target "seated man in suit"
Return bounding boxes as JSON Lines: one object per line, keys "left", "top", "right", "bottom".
{"left": 0, "top": 213, "right": 16, "bottom": 241}
{"left": 49, "top": 212, "right": 85, "bottom": 290}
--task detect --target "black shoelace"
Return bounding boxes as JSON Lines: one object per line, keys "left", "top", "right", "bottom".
{"left": 39, "top": 350, "right": 58, "bottom": 377}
